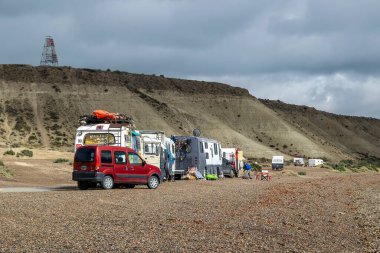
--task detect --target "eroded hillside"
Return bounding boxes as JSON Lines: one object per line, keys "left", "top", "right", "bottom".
{"left": 0, "top": 64, "right": 379, "bottom": 161}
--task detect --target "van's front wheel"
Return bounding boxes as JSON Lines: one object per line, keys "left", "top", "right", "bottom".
{"left": 147, "top": 175, "right": 160, "bottom": 189}
{"left": 102, "top": 175, "right": 114, "bottom": 189}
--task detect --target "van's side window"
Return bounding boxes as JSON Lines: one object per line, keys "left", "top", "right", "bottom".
{"left": 214, "top": 143, "right": 218, "bottom": 155}
{"left": 205, "top": 142, "right": 208, "bottom": 149}
{"left": 128, "top": 153, "right": 143, "bottom": 165}
{"left": 101, "top": 150, "right": 112, "bottom": 163}
{"left": 200, "top": 142, "right": 204, "bottom": 153}
{"left": 205, "top": 153, "right": 209, "bottom": 159}
{"left": 114, "top": 151, "right": 126, "bottom": 164}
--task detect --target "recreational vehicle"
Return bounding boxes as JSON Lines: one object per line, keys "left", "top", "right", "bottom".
{"left": 172, "top": 136, "right": 223, "bottom": 176}
{"left": 272, "top": 156, "right": 284, "bottom": 170}
{"left": 75, "top": 123, "right": 141, "bottom": 153}
{"left": 293, "top": 157, "right": 305, "bottom": 166}
{"left": 139, "top": 130, "right": 176, "bottom": 178}
{"left": 308, "top": 159, "right": 324, "bottom": 167}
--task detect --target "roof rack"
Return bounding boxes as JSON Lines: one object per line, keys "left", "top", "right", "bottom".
{"left": 79, "top": 114, "right": 135, "bottom": 127}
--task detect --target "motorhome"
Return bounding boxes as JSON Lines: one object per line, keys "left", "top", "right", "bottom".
{"left": 172, "top": 136, "right": 223, "bottom": 176}
{"left": 138, "top": 130, "right": 176, "bottom": 177}
{"left": 308, "top": 159, "right": 324, "bottom": 167}
{"left": 75, "top": 123, "right": 141, "bottom": 153}
{"left": 272, "top": 156, "right": 284, "bottom": 170}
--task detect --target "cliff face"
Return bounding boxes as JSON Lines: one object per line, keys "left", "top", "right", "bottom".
{"left": 1, "top": 64, "right": 379, "bottom": 161}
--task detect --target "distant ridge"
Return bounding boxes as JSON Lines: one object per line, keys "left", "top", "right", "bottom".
{"left": 0, "top": 64, "right": 379, "bottom": 161}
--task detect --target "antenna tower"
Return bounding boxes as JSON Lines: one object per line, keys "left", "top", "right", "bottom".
{"left": 40, "top": 36, "right": 58, "bottom": 66}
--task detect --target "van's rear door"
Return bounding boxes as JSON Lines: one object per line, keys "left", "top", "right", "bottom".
{"left": 74, "top": 147, "right": 96, "bottom": 171}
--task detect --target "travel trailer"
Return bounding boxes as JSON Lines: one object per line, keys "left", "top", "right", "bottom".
{"left": 272, "top": 156, "right": 284, "bottom": 170}
{"left": 308, "top": 159, "right": 324, "bottom": 167}
{"left": 172, "top": 136, "right": 223, "bottom": 176}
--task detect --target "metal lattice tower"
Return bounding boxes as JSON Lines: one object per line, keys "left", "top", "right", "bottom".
{"left": 40, "top": 36, "right": 59, "bottom": 66}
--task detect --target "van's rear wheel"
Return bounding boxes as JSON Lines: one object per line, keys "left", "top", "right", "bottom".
{"left": 78, "top": 181, "right": 88, "bottom": 190}
{"left": 147, "top": 175, "right": 160, "bottom": 189}
{"left": 102, "top": 176, "right": 114, "bottom": 190}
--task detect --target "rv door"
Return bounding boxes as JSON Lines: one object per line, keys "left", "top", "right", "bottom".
{"left": 142, "top": 141, "right": 161, "bottom": 168}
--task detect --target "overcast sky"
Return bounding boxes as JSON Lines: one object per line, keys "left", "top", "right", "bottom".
{"left": 1, "top": 0, "right": 379, "bottom": 118}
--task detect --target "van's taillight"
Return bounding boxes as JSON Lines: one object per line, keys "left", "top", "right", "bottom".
{"left": 95, "top": 160, "right": 100, "bottom": 171}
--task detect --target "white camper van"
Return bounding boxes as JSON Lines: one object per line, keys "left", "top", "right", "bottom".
{"left": 139, "top": 130, "right": 176, "bottom": 178}
{"left": 293, "top": 157, "right": 305, "bottom": 166}
{"left": 272, "top": 156, "right": 284, "bottom": 170}
{"left": 308, "top": 159, "right": 324, "bottom": 167}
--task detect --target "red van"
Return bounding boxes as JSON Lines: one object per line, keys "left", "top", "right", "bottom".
{"left": 72, "top": 146, "right": 162, "bottom": 190}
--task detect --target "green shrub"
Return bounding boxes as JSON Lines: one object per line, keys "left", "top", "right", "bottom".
{"left": 333, "top": 164, "right": 346, "bottom": 172}
{"left": 252, "top": 163, "right": 262, "bottom": 171}
{"left": 0, "top": 160, "right": 13, "bottom": 178}
{"left": 3, "top": 149, "right": 15, "bottom": 156}
{"left": 298, "top": 171, "right": 306, "bottom": 176}
{"left": 54, "top": 158, "right": 69, "bottom": 163}
{"left": 17, "top": 149, "right": 33, "bottom": 157}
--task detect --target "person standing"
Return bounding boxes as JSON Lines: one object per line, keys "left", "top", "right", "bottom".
{"left": 244, "top": 162, "right": 252, "bottom": 179}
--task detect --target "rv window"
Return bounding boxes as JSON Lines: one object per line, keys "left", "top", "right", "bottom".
{"left": 205, "top": 153, "right": 209, "bottom": 159}
{"left": 75, "top": 148, "right": 95, "bottom": 162}
{"left": 144, "top": 143, "right": 158, "bottom": 155}
{"left": 101, "top": 150, "right": 112, "bottom": 163}
{"left": 204, "top": 142, "right": 208, "bottom": 149}
{"left": 223, "top": 152, "right": 226, "bottom": 158}
{"left": 114, "top": 151, "right": 126, "bottom": 164}
{"left": 128, "top": 153, "right": 143, "bottom": 165}
{"left": 84, "top": 133, "right": 115, "bottom": 145}
{"left": 200, "top": 142, "right": 204, "bottom": 153}
{"left": 214, "top": 143, "right": 218, "bottom": 155}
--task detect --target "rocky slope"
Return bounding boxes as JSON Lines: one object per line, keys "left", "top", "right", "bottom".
{"left": 0, "top": 64, "right": 379, "bottom": 161}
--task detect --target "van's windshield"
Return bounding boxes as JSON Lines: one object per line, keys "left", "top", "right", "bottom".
{"left": 75, "top": 148, "right": 95, "bottom": 162}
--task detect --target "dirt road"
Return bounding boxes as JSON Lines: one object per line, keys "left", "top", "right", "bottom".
{"left": 0, "top": 170, "right": 379, "bottom": 252}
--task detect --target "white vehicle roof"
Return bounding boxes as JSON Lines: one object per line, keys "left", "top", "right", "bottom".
{"left": 77, "top": 124, "right": 129, "bottom": 131}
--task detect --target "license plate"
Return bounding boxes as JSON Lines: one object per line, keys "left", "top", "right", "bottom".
{"left": 81, "top": 165, "right": 87, "bottom": 170}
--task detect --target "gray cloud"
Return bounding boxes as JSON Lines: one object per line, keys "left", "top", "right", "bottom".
{"left": 0, "top": 0, "right": 379, "bottom": 118}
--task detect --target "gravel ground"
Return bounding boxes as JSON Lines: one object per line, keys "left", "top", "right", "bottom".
{"left": 0, "top": 170, "right": 379, "bottom": 253}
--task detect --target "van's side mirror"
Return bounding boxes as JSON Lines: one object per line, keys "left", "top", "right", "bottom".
{"left": 142, "top": 160, "right": 146, "bottom": 166}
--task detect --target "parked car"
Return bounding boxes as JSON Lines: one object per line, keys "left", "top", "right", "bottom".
{"left": 72, "top": 145, "right": 162, "bottom": 190}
